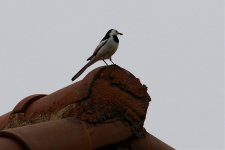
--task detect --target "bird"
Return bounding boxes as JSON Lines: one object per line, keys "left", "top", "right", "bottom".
{"left": 71, "top": 29, "right": 123, "bottom": 81}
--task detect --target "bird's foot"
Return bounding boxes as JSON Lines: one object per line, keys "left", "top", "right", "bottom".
{"left": 109, "top": 58, "right": 115, "bottom": 64}
{"left": 103, "top": 60, "right": 108, "bottom": 66}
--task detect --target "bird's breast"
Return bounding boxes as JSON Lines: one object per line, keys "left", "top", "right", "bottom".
{"left": 97, "top": 38, "right": 118, "bottom": 58}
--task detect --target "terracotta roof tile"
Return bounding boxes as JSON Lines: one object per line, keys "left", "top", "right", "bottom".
{"left": 12, "top": 94, "right": 47, "bottom": 113}
{"left": 0, "top": 112, "right": 11, "bottom": 131}
{"left": 0, "top": 137, "right": 23, "bottom": 150}
{"left": 0, "top": 65, "right": 174, "bottom": 149}
{"left": 130, "top": 133, "right": 174, "bottom": 150}
{"left": 0, "top": 118, "right": 132, "bottom": 150}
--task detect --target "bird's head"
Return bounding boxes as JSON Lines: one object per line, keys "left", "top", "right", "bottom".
{"left": 108, "top": 29, "right": 123, "bottom": 36}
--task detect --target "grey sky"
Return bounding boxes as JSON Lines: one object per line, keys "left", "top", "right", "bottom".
{"left": 0, "top": 0, "right": 224, "bottom": 149}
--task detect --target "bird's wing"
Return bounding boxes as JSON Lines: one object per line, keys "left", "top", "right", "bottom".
{"left": 87, "top": 39, "right": 108, "bottom": 61}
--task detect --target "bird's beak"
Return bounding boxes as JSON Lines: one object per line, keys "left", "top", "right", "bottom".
{"left": 117, "top": 32, "right": 123, "bottom": 35}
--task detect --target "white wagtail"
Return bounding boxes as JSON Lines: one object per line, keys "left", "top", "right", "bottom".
{"left": 71, "top": 29, "right": 123, "bottom": 81}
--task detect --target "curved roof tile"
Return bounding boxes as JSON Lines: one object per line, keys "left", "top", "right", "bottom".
{"left": 0, "top": 65, "right": 174, "bottom": 149}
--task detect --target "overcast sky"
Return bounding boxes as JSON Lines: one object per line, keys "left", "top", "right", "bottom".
{"left": 0, "top": 0, "right": 224, "bottom": 149}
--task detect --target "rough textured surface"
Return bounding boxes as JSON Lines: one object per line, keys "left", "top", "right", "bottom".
{"left": 0, "top": 65, "right": 174, "bottom": 149}
{"left": 3, "top": 65, "right": 150, "bottom": 136}
{"left": 74, "top": 65, "right": 150, "bottom": 136}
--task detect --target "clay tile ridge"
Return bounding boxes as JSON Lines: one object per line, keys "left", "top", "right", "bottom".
{"left": 0, "top": 65, "right": 175, "bottom": 150}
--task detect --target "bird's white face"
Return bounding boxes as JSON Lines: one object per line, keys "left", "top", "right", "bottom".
{"left": 109, "top": 29, "right": 123, "bottom": 36}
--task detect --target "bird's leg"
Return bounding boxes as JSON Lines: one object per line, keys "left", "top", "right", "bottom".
{"left": 103, "top": 60, "right": 108, "bottom": 66}
{"left": 109, "top": 58, "right": 115, "bottom": 64}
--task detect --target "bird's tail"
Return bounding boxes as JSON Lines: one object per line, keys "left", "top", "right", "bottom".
{"left": 71, "top": 60, "right": 95, "bottom": 81}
